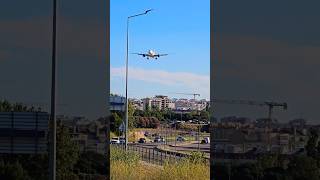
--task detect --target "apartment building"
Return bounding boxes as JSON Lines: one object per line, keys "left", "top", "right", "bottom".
{"left": 149, "top": 95, "right": 175, "bottom": 110}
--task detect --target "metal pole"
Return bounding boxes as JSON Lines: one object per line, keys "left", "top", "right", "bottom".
{"left": 49, "top": 0, "right": 57, "bottom": 179}
{"left": 125, "top": 17, "right": 129, "bottom": 150}
{"left": 198, "top": 115, "right": 200, "bottom": 152}
{"left": 124, "top": 9, "right": 153, "bottom": 150}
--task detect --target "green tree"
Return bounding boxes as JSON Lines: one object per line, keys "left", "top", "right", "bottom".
{"left": 128, "top": 102, "right": 137, "bottom": 129}
{"left": 56, "top": 121, "right": 80, "bottom": 180}
{"left": 111, "top": 112, "right": 122, "bottom": 135}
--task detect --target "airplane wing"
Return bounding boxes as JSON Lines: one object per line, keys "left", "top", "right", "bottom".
{"left": 157, "top": 54, "right": 168, "bottom": 57}
{"left": 132, "top": 53, "right": 148, "bottom": 57}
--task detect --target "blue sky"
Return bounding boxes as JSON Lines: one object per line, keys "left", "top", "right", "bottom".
{"left": 110, "top": 0, "right": 210, "bottom": 100}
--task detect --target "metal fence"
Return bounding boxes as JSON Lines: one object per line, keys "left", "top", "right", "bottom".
{"left": 111, "top": 144, "right": 209, "bottom": 166}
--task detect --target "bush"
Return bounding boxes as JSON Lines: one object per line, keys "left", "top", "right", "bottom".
{"left": 110, "top": 146, "right": 140, "bottom": 164}
{"left": 185, "top": 151, "right": 207, "bottom": 164}
{"left": 136, "top": 117, "right": 160, "bottom": 129}
{"left": 0, "top": 161, "right": 31, "bottom": 180}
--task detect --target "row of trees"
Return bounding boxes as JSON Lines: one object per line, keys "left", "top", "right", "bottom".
{"left": 111, "top": 102, "right": 210, "bottom": 133}
{"left": 0, "top": 100, "right": 41, "bottom": 112}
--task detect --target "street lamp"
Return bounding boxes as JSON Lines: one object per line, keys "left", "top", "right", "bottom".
{"left": 125, "top": 9, "right": 153, "bottom": 150}
{"left": 49, "top": 0, "right": 57, "bottom": 179}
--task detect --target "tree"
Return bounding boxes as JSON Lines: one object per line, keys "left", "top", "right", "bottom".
{"left": 306, "top": 128, "right": 319, "bottom": 159}
{"left": 74, "top": 151, "right": 107, "bottom": 175}
{"left": 287, "top": 156, "right": 320, "bottom": 180}
{"left": 232, "top": 164, "right": 256, "bottom": 180}
{"left": 110, "top": 112, "right": 122, "bottom": 135}
{"left": 255, "top": 154, "right": 283, "bottom": 179}
{"left": 128, "top": 102, "right": 136, "bottom": 129}
{"left": 0, "top": 100, "right": 38, "bottom": 112}
{"left": 56, "top": 121, "right": 80, "bottom": 180}
{"left": 0, "top": 161, "right": 31, "bottom": 180}
{"left": 262, "top": 167, "right": 291, "bottom": 180}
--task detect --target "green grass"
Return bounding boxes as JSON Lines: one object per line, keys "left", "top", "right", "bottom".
{"left": 110, "top": 146, "right": 209, "bottom": 180}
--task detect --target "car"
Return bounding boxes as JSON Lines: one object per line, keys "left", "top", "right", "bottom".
{"left": 138, "top": 138, "right": 146, "bottom": 143}
{"left": 201, "top": 137, "right": 210, "bottom": 144}
{"left": 176, "top": 136, "right": 186, "bottom": 142}
{"left": 110, "top": 137, "right": 120, "bottom": 144}
{"left": 160, "top": 137, "right": 166, "bottom": 143}
{"left": 154, "top": 137, "right": 161, "bottom": 143}
{"left": 119, "top": 137, "right": 126, "bottom": 144}
{"left": 144, "top": 131, "right": 150, "bottom": 137}
{"left": 154, "top": 136, "right": 166, "bottom": 143}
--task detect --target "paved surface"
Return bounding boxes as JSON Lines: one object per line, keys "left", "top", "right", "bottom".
{"left": 172, "top": 143, "right": 210, "bottom": 154}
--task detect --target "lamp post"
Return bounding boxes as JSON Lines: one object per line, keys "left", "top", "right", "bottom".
{"left": 49, "top": 0, "right": 57, "bottom": 179}
{"left": 125, "top": 9, "right": 153, "bottom": 150}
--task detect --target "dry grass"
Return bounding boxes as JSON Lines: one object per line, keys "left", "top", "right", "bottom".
{"left": 110, "top": 147, "right": 209, "bottom": 180}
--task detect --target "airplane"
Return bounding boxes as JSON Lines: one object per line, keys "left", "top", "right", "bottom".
{"left": 132, "top": 50, "right": 168, "bottom": 59}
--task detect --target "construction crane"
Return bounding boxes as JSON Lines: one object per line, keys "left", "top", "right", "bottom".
{"left": 211, "top": 98, "right": 288, "bottom": 152}
{"left": 172, "top": 92, "right": 200, "bottom": 100}
{"left": 211, "top": 99, "right": 288, "bottom": 120}
{"left": 172, "top": 92, "right": 202, "bottom": 151}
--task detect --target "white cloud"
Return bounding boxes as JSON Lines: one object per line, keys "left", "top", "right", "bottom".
{"left": 111, "top": 66, "right": 210, "bottom": 98}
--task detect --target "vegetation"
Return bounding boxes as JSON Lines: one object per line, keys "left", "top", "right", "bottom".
{"left": 110, "top": 146, "right": 210, "bottom": 180}
{"left": 212, "top": 130, "right": 320, "bottom": 180}
{"left": 0, "top": 100, "right": 41, "bottom": 112}
{"left": 111, "top": 101, "right": 210, "bottom": 133}
{"left": 56, "top": 121, "right": 80, "bottom": 179}
{"left": 0, "top": 161, "right": 31, "bottom": 180}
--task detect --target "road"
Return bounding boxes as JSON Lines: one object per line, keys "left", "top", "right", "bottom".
{"left": 129, "top": 141, "right": 210, "bottom": 155}
{"left": 169, "top": 143, "right": 210, "bottom": 156}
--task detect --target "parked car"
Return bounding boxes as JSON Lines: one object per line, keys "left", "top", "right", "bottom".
{"left": 138, "top": 138, "right": 146, "bottom": 143}
{"left": 110, "top": 137, "right": 120, "bottom": 144}
{"left": 201, "top": 137, "right": 210, "bottom": 144}
{"left": 176, "top": 136, "right": 186, "bottom": 142}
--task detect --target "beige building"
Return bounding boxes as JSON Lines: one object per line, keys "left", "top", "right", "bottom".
{"left": 151, "top": 95, "right": 175, "bottom": 110}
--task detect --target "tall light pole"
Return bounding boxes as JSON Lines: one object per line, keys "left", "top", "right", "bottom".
{"left": 49, "top": 0, "right": 57, "bottom": 179}
{"left": 125, "top": 9, "right": 153, "bottom": 150}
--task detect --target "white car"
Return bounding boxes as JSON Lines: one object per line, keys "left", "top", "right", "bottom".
{"left": 201, "top": 137, "right": 210, "bottom": 144}
{"left": 110, "top": 137, "right": 120, "bottom": 144}
{"left": 119, "top": 137, "right": 126, "bottom": 144}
